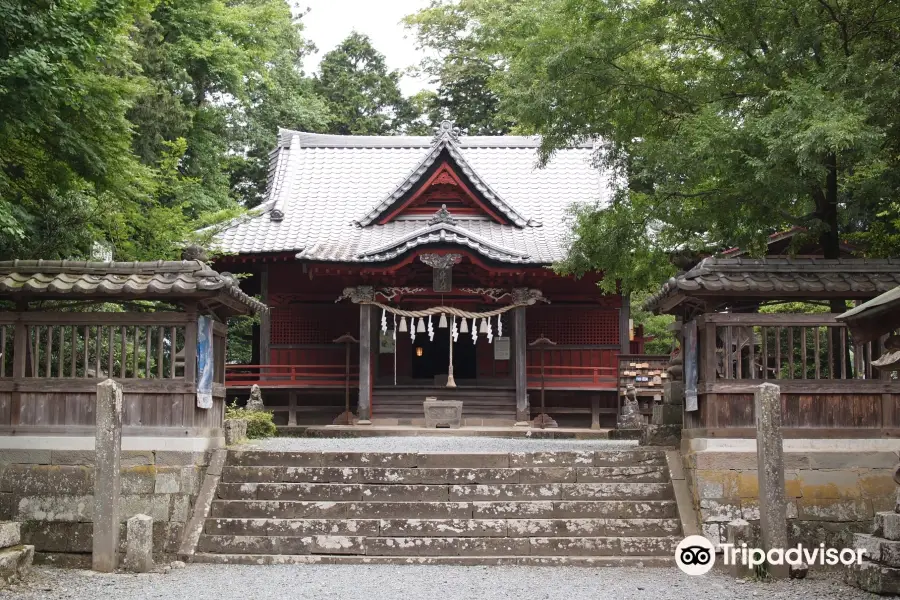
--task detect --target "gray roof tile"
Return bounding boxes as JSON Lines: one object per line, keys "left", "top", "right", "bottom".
{"left": 213, "top": 130, "right": 611, "bottom": 264}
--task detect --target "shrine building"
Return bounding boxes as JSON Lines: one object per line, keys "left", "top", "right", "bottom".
{"left": 213, "top": 121, "right": 644, "bottom": 429}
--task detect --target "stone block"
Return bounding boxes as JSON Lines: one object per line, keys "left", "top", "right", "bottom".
{"left": 357, "top": 468, "right": 421, "bottom": 484}
{"left": 17, "top": 495, "right": 93, "bottom": 521}
{"left": 155, "top": 451, "right": 208, "bottom": 467}
{"left": 796, "top": 498, "right": 873, "bottom": 522}
{"left": 222, "top": 466, "right": 286, "bottom": 483}
{"left": 0, "top": 544, "right": 33, "bottom": 586}
{"left": 418, "top": 468, "right": 519, "bottom": 484}
{"left": 881, "top": 512, "right": 900, "bottom": 541}
{"left": 529, "top": 536, "right": 619, "bottom": 556}
{"left": 366, "top": 537, "right": 458, "bottom": 556}
{"left": 1, "top": 464, "right": 93, "bottom": 495}
{"left": 808, "top": 452, "right": 898, "bottom": 470}
{"left": 509, "top": 452, "right": 593, "bottom": 467}
{"left": 651, "top": 404, "right": 683, "bottom": 425}
{"left": 789, "top": 519, "right": 867, "bottom": 549}
{"left": 120, "top": 466, "right": 157, "bottom": 495}
{"left": 119, "top": 495, "right": 170, "bottom": 522}
{"left": 740, "top": 498, "right": 798, "bottom": 521}
{"left": 450, "top": 484, "right": 563, "bottom": 501}
{"left": 796, "top": 469, "right": 861, "bottom": 499}
{"left": 639, "top": 424, "right": 681, "bottom": 446}
{"left": 858, "top": 471, "right": 897, "bottom": 500}
{"left": 699, "top": 498, "right": 743, "bottom": 523}
{"left": 0, "top": 450, "right": 51, "bottom": 465}
{"left": 169, "top": 495, "right": 191, "bottom": 522}
{"left": 324, "top": 453, "right": 417, "bottom": 468}
{"left": 0, "top": 523, "right": 18, "bottom": 549}
{"left": 459, "top": 538, "right": 530, "bottom": 556}
{"left": 359, "top": 484, "right": 448, "bottom": 502}
{"left": 702, "top": 522, "right": 722, "bottom": 545}
{"left": 181, "top": 467, "right": 203, "bottom": 495}
{"left": 120, "top": 451, "right": 155, "bottom": 468}
{"left": 20, "top": 522, "right": 91, "bottom": 553}
{"left": 416, "top": 453, "right": 509, "bottom": 469}
{"left": 854, "top": 533, "right": 900, "bottom": 568}
{"left": 0, "top": 495, "right": 14, "bottom": 521}
{"left": 309, "top": 535, "right": 365, "bottom": 555}
{"left": 379, "top": 519, "right": 507, "bottom": 538}
{"left": 154, "top": 468, "right": 182, "bottom": 494}
{"left": 281, "top": 467, "right": 356, "bottom": 484}
{"left": 423, "top": 399, "right": 463, "bottom": 429}
{"left": 224, "top": 419, "right": 247, "bottom": 445}
{"left": 125, "top": 514, "right": 153, "bottom": 573}
{"left": 663, "top": 381, "right": 684, "bottom": 404}
{"left": 517, "top": 468, "right": 574, "bottom": 484}
{"left": 846, "top": 559, "right": 900, "bottom": 595}
{"left": 726, "top": 519, "right": 756, "bottom": 579}
{"left": 50, "top": 451, "right": 95, "bottom": 466}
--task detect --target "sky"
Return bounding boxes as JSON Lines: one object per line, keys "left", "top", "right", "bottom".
{"left": 297, "top": 0, "right": 433, "bottom": 95}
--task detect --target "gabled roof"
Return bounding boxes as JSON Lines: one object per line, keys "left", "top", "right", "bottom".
{"left": 0, "top": 260, "right": 267, "bottom": 316}
{"left": 355, "top": 122, "right": 528, "bottom": 227}
{"left": 213, "top": 122, "right": 610, "bottom": 265}
{"left": 644, "top": 257, "right": 900, "bottom": 314}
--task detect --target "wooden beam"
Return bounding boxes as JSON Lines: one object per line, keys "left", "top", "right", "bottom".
{"left": 259, "top": 265, "right": 270, "bottom": 365}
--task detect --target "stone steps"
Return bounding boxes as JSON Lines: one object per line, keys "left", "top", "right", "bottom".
{"left": 216, "top": 482, "right": 673, "bottom": 501}
{"left": 198, "top": 449, "right": 681, "bottom": 566}
{"left": 190, "top": 553, "right": 675, "bottom": 567}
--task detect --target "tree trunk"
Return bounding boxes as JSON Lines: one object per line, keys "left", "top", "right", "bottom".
{"left": 816, "top": 152, "right": 850, "bottom": 376}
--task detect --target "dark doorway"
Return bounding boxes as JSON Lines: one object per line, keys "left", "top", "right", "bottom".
{"left": 411, "top": 326, "right": 477, "bottom": 381}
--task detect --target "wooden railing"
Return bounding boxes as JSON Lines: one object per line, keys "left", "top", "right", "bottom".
{"left": 0, "top": 313, "right": 190, "bottom": 380}
{"left": 226, "top": 364, "right": 358, "bottom": 388}
{"left": 526, "top": 365, "right": 618, "bottom": 389}
{"left": 703, "top": 313, "right": 880, "bottom": 382}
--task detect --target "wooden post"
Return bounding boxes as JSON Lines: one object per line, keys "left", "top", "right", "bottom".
{"left": 259, "top": 265, "right": 270, "bottom": 366}
{"left": 93, "top": 379, "right": 123, "bottom": 573}
{"left": 513, "top": 307, "right": 528, "bottom": 423}
{"left": 358, "top": 305, "right": 373, "bottom": 423}
{"left": 529, "top": 334, "right": 557, "bottom": 428}
{"left": 11, "top": 320, "right": 26, "bottom": 426}
{"left": 183, "top": 303, "right": 198, "bottom": 428}
{"left": 332, "top": 333, "right": 359, "bottom": 425}
{"left": 619, "top": 294, "right": 631, "bottom": 356}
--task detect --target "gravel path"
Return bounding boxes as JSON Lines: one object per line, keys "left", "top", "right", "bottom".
{"left": 246, "top": 436, "right": 639, "bottom": 453}
{"left": 4, "top": 565, "right": 876, "bottom": 600}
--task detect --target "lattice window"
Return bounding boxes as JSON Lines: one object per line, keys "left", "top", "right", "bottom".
{"left": 526, "top": 307, "right": 619, "bottom": 345}
{"left": 270, "top": 304, "right": 359, "bottom": 344}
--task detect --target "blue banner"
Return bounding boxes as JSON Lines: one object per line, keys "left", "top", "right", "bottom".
{"left": 197, "top": 315, "right": 214, "bottom": 409}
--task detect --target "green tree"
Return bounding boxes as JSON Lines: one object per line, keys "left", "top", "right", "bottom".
{"left": 405, "top": 0, "right": 512, "bottom": 135}
{"left": 314, "top": 32, "right": 419, "bottom": 135}
{"left": 451, "top": 0, "right": 900, "bottom": 297}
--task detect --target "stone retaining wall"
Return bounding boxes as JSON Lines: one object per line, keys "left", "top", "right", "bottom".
{"left": 0, "top": 449, "right": 210, "bottom": 567}
{"left": 682, "top": 439, "right": 897, "bottom": 551}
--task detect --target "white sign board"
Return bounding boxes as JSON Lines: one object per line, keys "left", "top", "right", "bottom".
{"left": 379, "top": 333, "right": 395, "bottom": 354}
{"left": 494, "top": 337, "right": 510, "bottom": 360}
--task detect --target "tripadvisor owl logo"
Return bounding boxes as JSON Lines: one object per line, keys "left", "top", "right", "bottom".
{"left": 675, "top": 535, "right": 715, "bottom": 575}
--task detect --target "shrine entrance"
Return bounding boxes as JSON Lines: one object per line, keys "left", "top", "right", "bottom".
{"left": 411, "top": 326, "right": 477, "bottom": 382}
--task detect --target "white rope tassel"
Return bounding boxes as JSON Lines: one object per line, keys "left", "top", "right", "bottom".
{"left": 487, "top": 317, "right": 494, "bottom": 344}
{"left": 427, "top": 315, "right": 434, "bottom": 341}
{"left": 471, "top": 318, "right": 477, "bottom": 344}
{"left": 451, "top": 315, "right": 459, "bottom": 342}
{"left": 381, "top": 308, "right": 387, "bottom": 334}
{"left": 497, "top": 314, "right": 503, "bottom": 337}
{"left": 460, "top": 317, "right": 468, "bottom": 334}
{"left": 410, "top": 318, "right": 416, "bottom": 342}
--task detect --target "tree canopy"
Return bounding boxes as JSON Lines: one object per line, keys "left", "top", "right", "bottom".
{"left": 423, "top": 0, "right": 900, "bottom": 293}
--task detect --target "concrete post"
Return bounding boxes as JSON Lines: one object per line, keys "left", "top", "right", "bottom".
{"left": 125, "top": 514, "right": 154, "bottom": 573}
{"left": 93, "top": 379, "right": 123, "bottom": 572}
{"left": 755, "top": 382, "right": 789, "bottom": 579}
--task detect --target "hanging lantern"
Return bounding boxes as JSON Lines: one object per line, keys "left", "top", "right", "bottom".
{"left": 479, "top": 318, "right": 489, "bottom": 334}
{"left": 438, "top": 313, "right": 448, "bottom": 329}
{"left": 427, "top": 315, "right": 434, "bottom": 341}
{"left": 381, "top": 308, "right": 388, "bottom": 334}
{"left": 417, "top": 317, "right": 426, "bottom": 333}
{"left": 460, "top": 318, "right": 469, "bottom": 334}
{"left": 497, "top": 315, "right": 503, "bottom": 337}
{"left": 398, "top": 317, "right": 408, "bottom": 333}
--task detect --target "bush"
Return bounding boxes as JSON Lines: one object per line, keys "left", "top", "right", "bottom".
{"left": 225, "top": 400, "right": 277, "bottom": 439}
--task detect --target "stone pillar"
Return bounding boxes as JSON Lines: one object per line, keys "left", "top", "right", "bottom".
{"left": 125, "top": 514, "right": 154, "bottom": 573}
{"left": 513, "top": 307, "right": 528, "bottom": 423}
{"left": 726, "top": 518, "right": 756, "bottom": 579}
{"left": 358, "top": 304, "right": 373, "bottom": 423}
{"left": 93, "top": 379, "right": 123, "bottom": 573}
{"left": 755, "top": 382, "right": 789, "bottom": 579}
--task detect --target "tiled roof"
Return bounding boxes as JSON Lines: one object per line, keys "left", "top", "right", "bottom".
{"left": 0, "top": 260, "right": 267, "bottom": 315}
{"left": 213, "top": 128, "right": 610, "bottom": 264}
{"left": 645, "top": 258, "right": 900, "bottom": 313}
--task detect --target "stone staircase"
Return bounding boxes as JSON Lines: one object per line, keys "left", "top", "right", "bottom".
{"left": 193, "top": 449, "right": 682, "bottom": 565}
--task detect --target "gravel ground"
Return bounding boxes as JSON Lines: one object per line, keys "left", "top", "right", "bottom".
{"left": 246, "top": 436, "right": 640, "bottom": 453}
{"left": 3, "top": 564, "right": 877, "bottom": 600}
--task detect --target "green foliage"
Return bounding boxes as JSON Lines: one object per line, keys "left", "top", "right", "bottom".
{"left": 314, "top": 32, "right": 420, "bottom": 135}
{"left": 227, "top": 311, "right": 259, "bottom": 365}
{"left": 405, "top": 1, "right": 512, "bottom": 134}
{"left": 441, "top": 0, "right": 900, "bottom": 292}
{"left": 225, "top": 401, "right": 276, "bottom": 439}
{"left": 630, "top": 291, "right": 675, "bottom": 356}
